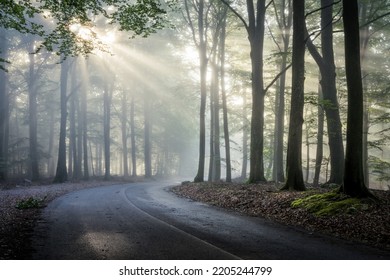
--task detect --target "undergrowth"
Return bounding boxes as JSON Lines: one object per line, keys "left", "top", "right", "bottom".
{"left": 15, "top": 196, "right": 47, "bottom": 209}
{"left": 291, "top": 190, "right": 365, "bottom": 216}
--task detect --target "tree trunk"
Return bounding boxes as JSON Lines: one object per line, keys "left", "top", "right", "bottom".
{"left": 305, "top": 0, "right": 344, "bottom": 185}
{"left": 220, "top": 16, "right": 232, "bottom": 182}
{"left": 247, "top": 0, "right": 267, "bottom": 183}
{"left": 193, "top": 0, "right": 208, "bottom": 183}
{"left": 272, "top": 0, "right": 292, "bottom": 183}
{"left": 313, "top": 82, "right": 324, "bottom": 186}
{"left": 241, "top": 90, "right": 249, "bottom": 180}
{"left": 0, "top": 28, "right": 9, "bottom": 181}
{"left": 81, "top": 59, "right": 89, "bottom": 180}
{"left": 282, "top": 0, "right": 306, "bottom": 191}
{"left": 54, "top": 58, "right": 69, "bottom": 183}
{"left": 103, "top": 83, "right": 113, "bottom": 181}
{"left": 144, "top": 96, "right": 152, "bottom": 178}
{"left": 121, "top": 91, "right": 129, "bottom": 177}
{"left": 28, "top": 41, "right": 40, "bottom": 181}
{"left": 130, "top": 96, "right": 137, "bottom": 177}
{"left": 341, "top": 0, "right": 372, "bottom": 197}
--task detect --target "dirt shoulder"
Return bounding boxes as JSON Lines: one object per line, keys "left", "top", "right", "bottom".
{"left": 172, "top": 182, "right": 390, "bottom": 252}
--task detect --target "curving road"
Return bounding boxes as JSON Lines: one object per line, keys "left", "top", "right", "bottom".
{"left": 32, "top": 181, "right": 390, "bottom": 260}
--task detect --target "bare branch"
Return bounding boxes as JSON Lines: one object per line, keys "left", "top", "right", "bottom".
{"left": 218, "top": 0, "right": 249, "bottom": 31}
{"left": 264, "top": 63, "right": 292, "bottom": 94}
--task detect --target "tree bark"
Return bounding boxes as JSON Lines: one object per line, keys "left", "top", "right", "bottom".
{"left": 341, "top": 0, "right": 372, "bottom": 197}
{"left": 282, "top": 0, "right": 306, "bottom": 191}
{"left": 54, "top": 58, "right": 69, "bottom": 183}
{"left": 248, "top": 0, "right": 266, "bottom": 183}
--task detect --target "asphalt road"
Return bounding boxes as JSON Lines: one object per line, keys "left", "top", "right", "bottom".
{"left": 32, "top": 181, "right": 390, "bottom": 260}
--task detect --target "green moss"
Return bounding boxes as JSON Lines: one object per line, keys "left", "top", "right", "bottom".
{"left": 15, "top": 196, "right": 46, "bottom": 209}
{"left": 291, "top": 190, "right": 362, "bottom": 216}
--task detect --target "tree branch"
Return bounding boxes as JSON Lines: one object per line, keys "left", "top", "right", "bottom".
{"left": 218, "top": 0, "right": 249, "bottom": 31}
{"left": 264, "top": 63, "right": 292, "bottom": 94}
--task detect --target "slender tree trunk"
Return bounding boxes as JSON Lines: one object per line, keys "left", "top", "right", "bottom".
{"left": 28, "top": 41, "right": 40, "bottom": 181}
{"left": 68, "top": 81, "right": 76, "bottom": 179}
{"left": 341, "top": 0, "right": 372, "bottom": 197}
{"left": 360, "top": 2, "right": 370, "bottom": 186}
{"left": 54, "top": 58, "right": 69, "bottom": 183}
{"left": 305, "top": 107, "right": 310, "bottom": 183}
{"left": 47, "top": 102, "right": 55, "bottom": 177}
{"left": 282, "top": 0, "right": 306, "bottom": 191}
{"left": 81, "top": 60, "right": 89, "bottom": 180}
{"left": 209, "top": 58, "right": 221, "bottom": 182}
{"left": 0, "top": 28, "right": 9, "bottom": 181}
{"left": 208, "top": 68, "right": 215, "bottom": 182}
{"left": 121, "top": 91, "right": 129, "bottom": 177}
{"left": 241, "top": 89, "right": 249, "bottom": 180}
{"left": 103, "top": 84, "right": 113, "bottom": 180}
{"left": 130, "top": 96, "right": 137, "bottom": 177}
{"left": 144, "top": 96, "right": 152, "bottom": 178}
{"left": 220, "top": 16, "right": 232, "bottom": 182}
{"left": 313, "top": 82, "right": 324, "bottom": 186}
{"left": 193, "top": 0, "right": 208, "bottom": 183}
{"left": 272, "top": 0, "right": 291, "bottom": 183}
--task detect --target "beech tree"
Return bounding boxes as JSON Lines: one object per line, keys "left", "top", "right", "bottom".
{"left": 341, "top": 0, "right": 373, "bottom": 197}
{"left": 282, "top": 0, "right": 306, "bottom": 191}
{"left": 305, "top": 0, "right": 344, "bottom": 185}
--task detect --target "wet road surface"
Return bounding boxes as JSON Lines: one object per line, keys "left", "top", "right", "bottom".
{"left": 32, "top": 181, "right": 390, "bottom": 259}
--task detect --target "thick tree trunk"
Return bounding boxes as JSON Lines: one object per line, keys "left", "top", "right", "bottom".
{"left": 341, "top": 0, "right": 372, "bottom": 197}
{"left": 247, "top": 0, "right": 266, "bottom": 183}
{"left": 54, "top": 58, "right": 69, "bottom": 183}
{"left": 282, "top": 0, "right": 306, "bottom": 191}
{"left": 0, "top": 29, "right": 9, "bottom": 181}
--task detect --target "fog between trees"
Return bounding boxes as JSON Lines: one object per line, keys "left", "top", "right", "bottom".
{"left": 0, "top": 0, "right": 389, "bottom": 193}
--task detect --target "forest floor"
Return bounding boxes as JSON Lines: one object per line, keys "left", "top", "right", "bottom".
{"left": 172, "top": 182, "right": 390, "bottom": 252}
{"left": 0, "top": 179, "right": 389, "bottom": 259}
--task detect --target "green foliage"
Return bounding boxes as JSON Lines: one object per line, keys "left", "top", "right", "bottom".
{"left": 291, "top": 190, "right": 363, "bottom": 216}
{"left": 368, "top": 156, "right": 390, "bottom": 182}
{"left": 1, "top": 0, "right": 176, "bottom": 57}
{"left": 15, "top": 196, "right": 47, "bottom": 209}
